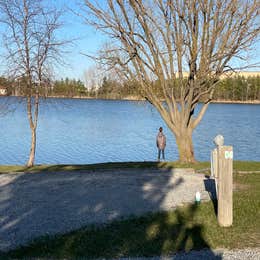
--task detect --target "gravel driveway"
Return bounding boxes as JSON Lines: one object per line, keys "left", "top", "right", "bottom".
{"left": 0, "top": 168, "right": 215, "bottom": 251}
{"left": 120, "top": 248, "right": 260, "bottom": 259}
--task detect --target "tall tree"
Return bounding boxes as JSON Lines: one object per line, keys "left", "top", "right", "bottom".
{"left": 0, "top": 0, "right": 64, "bottom": 166}
{"left": 82, "top": 0, "right": 260, "bottom": 162}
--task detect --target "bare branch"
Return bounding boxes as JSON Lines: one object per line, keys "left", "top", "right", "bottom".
{"left": 81, "top": 0, "right": 260, "bottom": 162}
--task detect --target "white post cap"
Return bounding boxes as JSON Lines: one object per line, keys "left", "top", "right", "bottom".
{"left": 214, "top": 135, "right": 224, "bottom": 147}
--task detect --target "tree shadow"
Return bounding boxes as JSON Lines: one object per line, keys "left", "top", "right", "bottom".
{"left": 0, "top": 167, "right": 220, "bottom": 258}
{"left": 2, "top": 161, "right": 192, "bottom": 174}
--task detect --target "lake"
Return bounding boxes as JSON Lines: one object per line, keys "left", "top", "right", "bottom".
{"left": 0, "top": 97, "right": 259, "bottom": 164}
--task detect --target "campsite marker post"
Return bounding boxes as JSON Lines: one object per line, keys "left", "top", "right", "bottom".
{"left": 212, "top": 135, "right": 233, "bottom": 227}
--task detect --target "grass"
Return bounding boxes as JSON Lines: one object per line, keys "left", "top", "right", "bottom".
{"left": 0, "top": 171, "right": 259, "bottom": 259}
{"left": 0, "top": 160, "right": 259, "bottom": 174}
{"left": 233, "top": 161, "right": 260, "bottom": 172}
{"left": 0, "top": 161, "right": 207, "bottom": 173}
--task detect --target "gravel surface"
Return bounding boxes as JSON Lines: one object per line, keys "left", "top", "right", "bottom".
{"left": 0, "top": 168, "right": 216, "bottom": 252}
{"left": 1, "top": 169, "right": 258, "bottom": 259}
{"left": 120, "top": 248, "right": 260, "bottom": 260}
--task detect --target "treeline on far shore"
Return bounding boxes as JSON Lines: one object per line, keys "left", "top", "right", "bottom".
{"left": 1, "top": 75, "right": 260, "bottom": 102}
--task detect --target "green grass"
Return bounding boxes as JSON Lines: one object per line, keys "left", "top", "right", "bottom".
{"left": 0, "top": 161, "right": 207, "bottom": 173}
{"left": 1, "top": 172, "right": 259, "bottom": 259}
{"left": 0, "top": 161, "right": 259, "bottom": 174}
{"left": 233, "top": 161, "right": 260, "bottom": 172}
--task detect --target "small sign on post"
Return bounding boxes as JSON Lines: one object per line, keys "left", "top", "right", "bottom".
{"left": 217, "top": 145, "right": 233, "bottom": 227}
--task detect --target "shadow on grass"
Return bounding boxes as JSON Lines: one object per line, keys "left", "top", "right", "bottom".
{"left": 1, "top": 203, "right": 222, "bottom": 259}
{"left": 30, "top": 161, "right": 176, "bottom": 173}
{"left": 1, "top": 161, "right": 259, "bottom": 174}
{"left": 0, "top": 161, "right": 211, "bottom": 174}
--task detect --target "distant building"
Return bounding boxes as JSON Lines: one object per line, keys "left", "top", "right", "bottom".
{"left": 0, "top": 86, "right": 7, "bottom": 96}
{"left": 218, "top": 71, "right": 260, "bottom": 79}
{"left": 234, "top": 71, "right": 260, "bottom": 78}
{"left": 175, "top": 71, "right": 260, "bottom": 79}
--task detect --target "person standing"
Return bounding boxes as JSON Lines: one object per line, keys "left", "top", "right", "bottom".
{"left": 156, "top": 127, "right": 166, "bottom": 161}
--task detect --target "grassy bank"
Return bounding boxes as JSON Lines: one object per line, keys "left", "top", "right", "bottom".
{"left": 0, "top": 161, "right": 259, "bottom": 174}
{"left": 1, "top": 171, "right": 259, "bottom": 259}
{"left": 0, "top": 161, "right": 208, "bottom": 173}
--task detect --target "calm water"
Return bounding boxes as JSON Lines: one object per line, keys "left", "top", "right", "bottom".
{"left": 0, "top": 97, "right": 259, "bottom": 164}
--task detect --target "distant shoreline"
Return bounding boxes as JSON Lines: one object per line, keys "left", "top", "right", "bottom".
{"left": 2, "top": 95, "right": 260, "bottom": 104}
{"left": 210, "top": 99, "right": 260, "bottom": 104}
{"left": 45, "top": 95, "right": 260, "bottom": 104}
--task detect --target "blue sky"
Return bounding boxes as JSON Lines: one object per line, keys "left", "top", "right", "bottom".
{"left": 0, "top": 0, "right": 106, "bottom": 81}
{"left": 0, "top": 0, "right": 259, "bottom": 83}
{"left": 54, "top": 0, "right": 260, "bottom": 81}
{"left": 54, "top": 0, "right": 106, "bottom": 81}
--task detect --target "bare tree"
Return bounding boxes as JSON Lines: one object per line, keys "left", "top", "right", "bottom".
{"left": 82, "top": 0, "right": 260, "bottom": 163}
{"left": 84, "top": 65, "right": 103, "bottom": 91}
{"left": 0, "top": 0, "right": 65, "bottom": 166}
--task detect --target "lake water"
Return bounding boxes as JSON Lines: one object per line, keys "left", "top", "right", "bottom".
{"left": 0, "top": 97, "right": 259, "bottom": 164}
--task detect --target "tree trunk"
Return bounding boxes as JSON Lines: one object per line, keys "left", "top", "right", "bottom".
{"left": 175, "top": 127, "right": 196, "bottom": 163}
{"left": 26, "top": 92, "right": 39, "bottom": 167}
{"left": 27, "top": 127, "right": 36, "bottom": 167}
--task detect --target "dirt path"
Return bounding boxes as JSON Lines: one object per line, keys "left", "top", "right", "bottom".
{"left": 0, "top": 168, "right": 215, "bottom": 251}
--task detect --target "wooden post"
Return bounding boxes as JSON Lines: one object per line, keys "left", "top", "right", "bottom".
{"left": 211, "top": 148, "right": 218, "bottom": 198}
{"left": 217, "top": 146, "right": 233, "bottom": 227}
{"left": 211, "top": 148, "right": 218, "bottom": 179}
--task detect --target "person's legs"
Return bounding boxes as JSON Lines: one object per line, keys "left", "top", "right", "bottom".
{"left": 162, "top": 149, "right": 165, "bottom": 160}
{"left": 158, "top": 149, "right": 161, "bottom": 161}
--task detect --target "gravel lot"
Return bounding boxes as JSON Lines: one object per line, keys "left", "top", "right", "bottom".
{"left": 1, "top": 168, "right": 258, "bottom": 259}
{"left": 0, "top": 168, "right": 215, "bottom": 252}
{"left": 121, "top": 248, "right": 260, "bottom": 260}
